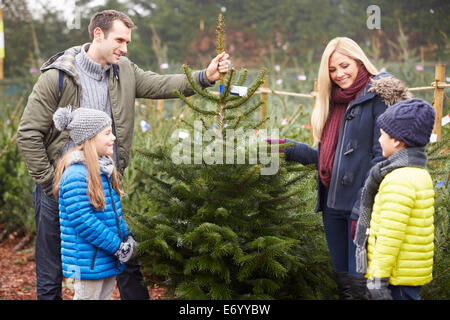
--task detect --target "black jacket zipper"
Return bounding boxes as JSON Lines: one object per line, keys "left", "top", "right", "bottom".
{"left": 106, "top": 176, "right": 122, "bottom": 240}
{"left": 90, "top": 248, "right": 98, "bottom": 270}
{"left": 106, "top": 176, "right": 123, "bottom": 271}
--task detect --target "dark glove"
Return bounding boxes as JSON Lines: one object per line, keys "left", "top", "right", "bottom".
{"left": 266, "top": 139, "right": 287, "bottom": 153}
{"left": 367, "top": 278, "right": 393, "bottom": 300}
{"left": 114, "top": 241, "right": 133, "bottom": 264}
{"left": 351, "top": 219, "right": 357, "bottom": 240}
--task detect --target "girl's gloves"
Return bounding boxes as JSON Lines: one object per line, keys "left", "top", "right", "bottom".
{"left": 114, "top": 242, "right": 133, "bottom": 264}
{"left": 124, "top": 234, "right": 138, "bottom": 248}
{"left": 114, "top": 235, "right": 138, "bottom": 264}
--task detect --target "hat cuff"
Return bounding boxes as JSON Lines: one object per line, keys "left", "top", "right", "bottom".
{"left": 70, "top": 119, "right": 112, "bottom": 145}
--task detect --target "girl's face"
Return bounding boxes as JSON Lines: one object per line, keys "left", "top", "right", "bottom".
{"left": 94, "top": 126, "right": 116, "bottom": 157}
{"left": 328, "top": 51, "right": 359, "bottom": 89}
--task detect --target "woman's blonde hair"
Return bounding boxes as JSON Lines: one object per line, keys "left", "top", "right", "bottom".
{"left": 310, "top": 37, "right": 379, "bottom": 145}
{"left": 53, "top": 138, "right": 123, "bottom": 211}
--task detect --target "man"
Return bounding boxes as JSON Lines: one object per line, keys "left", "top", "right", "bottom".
{"left": 17, "top": 9, "right": 229, "bottom": 300}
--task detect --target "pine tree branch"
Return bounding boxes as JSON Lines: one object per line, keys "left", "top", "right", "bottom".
{"left": 180, "top": 119, "right": 195, "bottom": 130}
{"left": 284, "top": 172, "right": 310, "bottom": 187}
{"left": 220, "top": 68, "right": 235, "bottom": 100}
{"left": 232, "top": 114, "right": 244, "bottom": 130}
{"left": 136, "top": 167, "right": 172, "bottom": 189}
{"left": 237, "top": 69, "right": 248, "bottom": 86}
{"left": 261, "top": 188, "right": 304, "bottom": 204}
{"left": 240, "top": 165, "right": 260, "bottom": 187}
{"left": 276, "top": 200, "right": 307, "bottom": 211}
{"left": 250, "top": 116, "right": 270, "bottom": 130}
{"left": 225, "top": 94, "right": 241, "bottom": 103}
{"left": 433, "top": 266, "right": 450, "bottom": 280}
{"left": 231, "top": 104, "right": 266, "bottom": 130}
{"left": 200, "top": 118, "right": 209, "bottom": 131}
{"left": 225, "top": 68, "right": 267, "bottom": 110}
{"left": 244, "top": 101, "right": 264, "bottom": 117}
{"left": 174, "top": 89, "right": 218, "bottom": 116}
{"left": 428, "top": 154, "right": 450, "bottom": 161}
{"left": 285, "top": 163, "right": 315, "bottom": 173}
{"left": 426, "top": 131, "right": 449, "bottom": 156}
{"left": 180, "top": 64, "right": 221, "bottom": 102}
{"left": 135, "top": 147, "right": 166, "bottom": 161}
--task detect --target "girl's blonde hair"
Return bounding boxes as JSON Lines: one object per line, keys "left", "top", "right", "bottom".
{"left": 53, "top": 138, "right": 123, "bottom": 211}
{"left": 311, "top": 37, "right": 379, "bottom": 145}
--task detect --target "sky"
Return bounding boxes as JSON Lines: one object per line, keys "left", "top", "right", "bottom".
{"left": 26, "top": 0, "right": 106, "bottom": 20}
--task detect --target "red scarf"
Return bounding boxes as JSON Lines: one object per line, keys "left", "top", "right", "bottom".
{"left": 319, "top": 66, "right": 372, "bottom": 187}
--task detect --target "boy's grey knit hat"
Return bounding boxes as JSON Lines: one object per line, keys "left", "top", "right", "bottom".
{"left": 377, "top": 98, "right": 435, "bottom": 147}
{"left": 53, "top": 106, "right": 112, "bottom": 145}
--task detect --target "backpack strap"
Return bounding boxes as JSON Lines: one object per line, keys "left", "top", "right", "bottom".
{"left": 58, "top": 69, "right": 64, "bottom": 99}
{"left": 112, "top": 65, "right": 119, "bottom": 80}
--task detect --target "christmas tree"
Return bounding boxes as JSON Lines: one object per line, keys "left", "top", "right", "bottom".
{"left": 123, "top": 14, "right": 336, "bottom": 299}
{"left": 422, "top": 126, "right": 450, "bottom": 300}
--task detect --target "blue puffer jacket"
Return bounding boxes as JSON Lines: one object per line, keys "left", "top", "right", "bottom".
{"left": 285, "top": 73, "right": 412, "bottom": 220}
{"left": 58, "top": 163, "right": 128, "bottom": 280}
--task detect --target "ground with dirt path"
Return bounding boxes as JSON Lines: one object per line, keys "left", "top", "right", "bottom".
{"left": 0, "top": 233, "right": 164, "bottom": 300}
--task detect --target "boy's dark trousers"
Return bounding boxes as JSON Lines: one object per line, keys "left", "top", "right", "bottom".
{"left": 33, "top": 183, "right": 149, "bottom": 300}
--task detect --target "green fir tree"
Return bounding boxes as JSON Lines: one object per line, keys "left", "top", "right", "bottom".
{"left": 422, "top": 125, "right": 450, "bottom": 300}
{"left": 123, "top": 14, "right": 335, "bottom": 300}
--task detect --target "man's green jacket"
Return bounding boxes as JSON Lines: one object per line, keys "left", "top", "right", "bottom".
{"left": 17, "top": 45, "right": 212, "bottom": 194}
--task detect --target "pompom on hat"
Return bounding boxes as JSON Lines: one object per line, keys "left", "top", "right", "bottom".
{"left": 376, "top": 98, "right": 435, "bottom": 147}
{"left": 53, "top": 106, "right": 112, "bottom": 145}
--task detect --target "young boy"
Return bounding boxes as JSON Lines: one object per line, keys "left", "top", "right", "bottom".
{"left": 353, "top": 98, "right": 436, "bottom": 300}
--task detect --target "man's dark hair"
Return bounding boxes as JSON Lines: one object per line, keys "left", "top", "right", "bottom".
{"left": 88, "top": 10, "right": 136, "bottom": 41}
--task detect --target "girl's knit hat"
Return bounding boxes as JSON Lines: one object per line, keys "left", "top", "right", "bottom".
{"left": 53, "top": 106, "right": 112, "bottom": 145}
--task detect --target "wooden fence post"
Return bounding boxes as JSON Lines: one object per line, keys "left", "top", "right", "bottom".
{"left": 260, "top": 75, "right": 269, "bottom": 124}
{"left": 157, "top": 99, "right": 164, "bottom": 120}
{"left": 312, "top": 79, "right": 318, "bottom": 108}
{"left": 432, "top": 64, "right": 445, "bottom": 141}
{"left": 309, "top": 79, "right": 318, "bottom": 142}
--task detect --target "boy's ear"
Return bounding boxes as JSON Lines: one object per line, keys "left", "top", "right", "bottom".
{"left": 393, "top": 139, "right": 406, "bottom": 149}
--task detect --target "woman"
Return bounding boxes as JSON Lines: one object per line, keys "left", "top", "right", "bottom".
{"left": 272, "top": 37, "right": 412, "bottom": 299}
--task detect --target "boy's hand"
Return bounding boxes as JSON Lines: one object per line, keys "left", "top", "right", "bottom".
{"left": 367, "top": 278, "right": 393, "bottom": 300}
{"left": 206, "top": 52, "right": 230, "bottom": 83}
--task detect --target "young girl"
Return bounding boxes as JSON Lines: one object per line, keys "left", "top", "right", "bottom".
{"left": 52, "top": 106, "right": 137, "bottom": 300}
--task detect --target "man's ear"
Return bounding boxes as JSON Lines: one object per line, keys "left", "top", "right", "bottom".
{"left": 93, "top": 27, "right": 104, "bottom": 42}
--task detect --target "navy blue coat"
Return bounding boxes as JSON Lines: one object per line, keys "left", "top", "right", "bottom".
{"left": 285, "top": 73, "right": 406, "bottom": 220}
{"left": 58, "top": 164, "right": 128, "bottom": 279}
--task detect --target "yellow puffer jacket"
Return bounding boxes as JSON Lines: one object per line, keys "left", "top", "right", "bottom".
{"left": 366, "top": 167, "right": 435, "bottom": 286}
